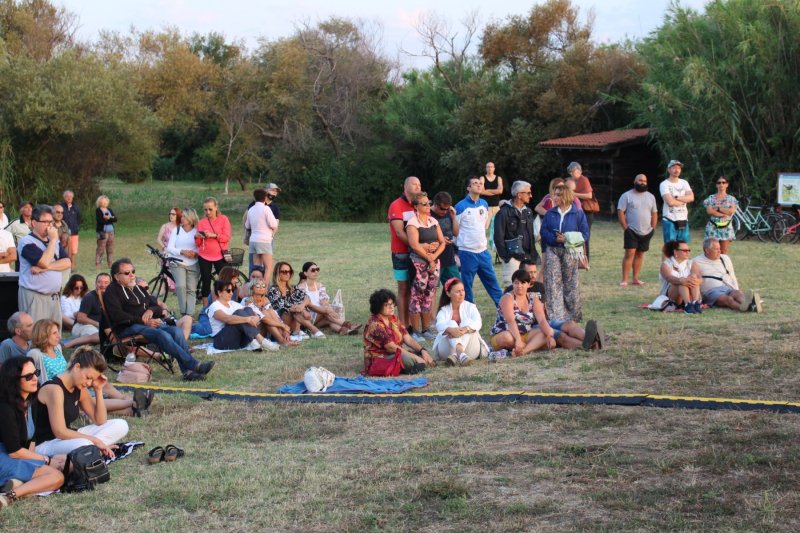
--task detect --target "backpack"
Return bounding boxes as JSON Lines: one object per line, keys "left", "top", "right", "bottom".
{"left": 62, "top": 445, "right": 111, "bottom": 492}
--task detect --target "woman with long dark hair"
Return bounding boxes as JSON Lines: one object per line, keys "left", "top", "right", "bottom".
{"left": 432, "top": 278, "right": 487, "bottom": 366}
{"left": 0, "top": 356, "right": 65, "bottom": 508}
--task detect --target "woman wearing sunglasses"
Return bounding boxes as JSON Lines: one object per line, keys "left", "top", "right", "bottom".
{"left": 241, "top": 278, "right": 299, "bottom": 347}
{"left": 206, "top": 280, "right": 279, "bottom": 351}
{"left": 0, "top": 356, "right": 66, "bottom": 508}
{"left": 268, "top": 261, "right": 325, "bottom": 341}
{"left": 297, "top": 262, "right": 362, "bottom": 336}
{"left": 703, "top": 176, "right": 738, "bottom": 255}
{"left": 60, "top": 274, "right": 88, "bottom": 333}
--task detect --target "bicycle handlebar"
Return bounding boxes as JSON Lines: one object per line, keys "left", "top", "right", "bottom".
{"left": 147, "top": 244, "right": 183, "bottom": 264}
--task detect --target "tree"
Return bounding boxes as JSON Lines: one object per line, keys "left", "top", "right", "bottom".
{"left": 630, "top": 0, "right": 800, "bottom": 199}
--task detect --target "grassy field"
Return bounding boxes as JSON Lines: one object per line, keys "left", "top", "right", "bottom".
{"left": 3, "top": 179, "right": 800, "bottom": 531}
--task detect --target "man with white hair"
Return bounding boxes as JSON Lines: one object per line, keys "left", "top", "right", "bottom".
{"left": 0, "top": 312, "right": 33, "bottom": 365}
{"left": 493, "top": 180, "right": 539, "bottom": 286}
{"left": 691, "top": 237, "right": 762, "bottom": 312}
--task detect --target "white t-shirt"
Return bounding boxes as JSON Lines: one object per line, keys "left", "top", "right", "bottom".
{"left": 206, "top": 299, "right": 244, "bottom": 337}
{"left": 0, "top": 228, "right": 14, "bottom": 273}
{"left": 60, "top": 295, "right": 82, "bottom": 320}
{"left": 659, "top": 178, "right": 693, "bottom": 221}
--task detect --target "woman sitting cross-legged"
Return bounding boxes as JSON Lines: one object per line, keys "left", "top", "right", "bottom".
{"left": 363, "top": 289, "right": 435, "bottom": 376}
{"left": 659, "top": 240, "right": 703, "bottom": 314}
{"left": 268, "top": 261, "right": 325, "bottom": 342}
{"left": 207, "top": 280, "right": 279, "bottom": 351}
{"left": 488, "top": 269, "right": 558, "bottom": 359}
{"left": 297, "top": 261, "right": 361, "bottom": 336}
{"left": 34, "top": 349, "right": 129, "bottom": 458}
{"left": 432, "top": 278, "right": 488, "bottom": 366}
{"left": 241, "top": 280, "right": 300, "bottom": 348}
{"left": 0, "top": 356, "right": 66, "bottom": 508}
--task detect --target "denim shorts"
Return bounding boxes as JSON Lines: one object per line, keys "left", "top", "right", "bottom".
{"left": 703, "top": 285, "right": 735, "bottom": 306}
{"left": 533, "top": 320, "right": 564, "bottom": 340}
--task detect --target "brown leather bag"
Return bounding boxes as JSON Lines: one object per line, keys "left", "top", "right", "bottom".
{"left": 582, "top": 195, "right": 600, "bottom": 213}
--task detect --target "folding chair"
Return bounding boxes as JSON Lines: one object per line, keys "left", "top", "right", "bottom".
{"left": 98, "top": 292, "right": 175, "bottom": 374}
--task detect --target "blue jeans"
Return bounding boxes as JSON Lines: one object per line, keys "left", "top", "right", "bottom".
{"left": 459, "top": 249, "right": 502, "bottom": 306}
{"left": 663, "top": 218, "right": 690, "bottom": 243}
{"left": 120, "top": 323, "right": 199, "bottom": 373}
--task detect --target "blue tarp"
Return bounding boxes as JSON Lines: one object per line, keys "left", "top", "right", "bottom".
{"left": 278, "top": 376, "right": 428, "bottom": 394}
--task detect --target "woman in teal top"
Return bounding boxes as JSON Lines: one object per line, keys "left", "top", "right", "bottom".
{"left": 27, "top": 320, "right": 67, "bottom": 384}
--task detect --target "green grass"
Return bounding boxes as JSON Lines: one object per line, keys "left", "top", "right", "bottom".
{"left": 3, "top": 179, "right": 800, "bottom": 531}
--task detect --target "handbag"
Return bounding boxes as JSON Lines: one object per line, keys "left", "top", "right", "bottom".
{"left": 62, "top": 445, "right": 111, "bottom": 493}
{"left": 583, "top": 195, "right": 600, "bottom": 213}
{"left": 117, "top": 361, "right": 152, "bottom": 383}
{"left": 331, "top": 289, "right": 345, "bottom": 321}
{"left": 365, "top": 349, "right": 404, "bottom": 377}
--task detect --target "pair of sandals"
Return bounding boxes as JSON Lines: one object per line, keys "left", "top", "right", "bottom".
{"left": 147, "top": 444, "right": 185, "bottom": 464}
{"left": 338, "top": 321, "right": 362, "bottom": 336}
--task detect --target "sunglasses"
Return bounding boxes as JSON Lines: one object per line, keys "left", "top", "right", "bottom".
{"left": 417, "top": 202, "right": 431, "bottom": 207}
{"left": 120, "top": 269, "right": 136, "bottom": 275}
{"left": 21, "top": 369, "right": 41, "bottom": 381}
{"left": 308, "top": 267, "right": 320, "bottom": 273}
{"left": 73, "top": 285, "right": 84, "bottom": 290}
{"left": 253, "top": 282, "right": 268, "bottom": 288}
{"left": 54, "top": 210, "right": 64, "bottom": 214}
{"left": 221, "top": 288, "right": 234, "bottom": 293}
{"left": 677, "top": 248, "right": 691, "bottom": 252}
{"left": 279, "top": 270, "right": 292, "bottom": 275}
{"left": 716, "top": 181, "right": 728, "bottom": 185}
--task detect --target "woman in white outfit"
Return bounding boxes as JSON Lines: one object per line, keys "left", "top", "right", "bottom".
{"left": 167, "top": 207, "right": 200, "bottom": 317}
{"left": 432, "top": 278, "right": 488, "bottom": 366}
{"left": 33, "top": 349, "right": 128, "bottom": 458}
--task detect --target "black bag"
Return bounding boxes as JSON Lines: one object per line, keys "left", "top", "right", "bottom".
{"left": 62, "top": 445, "right": 111, "bottom": 492}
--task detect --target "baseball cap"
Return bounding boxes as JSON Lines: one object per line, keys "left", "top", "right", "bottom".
{"left": 667, "top": 160, "right": 683, "bottom": 170}
{"left": 266, "top": 183, "right": 281, "bottom": 192}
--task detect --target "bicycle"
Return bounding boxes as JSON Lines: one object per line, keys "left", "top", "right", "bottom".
{"left": 770, "top": 204, "right": 800, "bottom": 244}
{"left": 146, "top": 244, "right": 182, "bottom": 303}
{"left": 731, "top": 197, "right": 791, "bottom": 242}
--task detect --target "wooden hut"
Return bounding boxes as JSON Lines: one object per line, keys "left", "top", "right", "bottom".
{"left": 539, "top": 128, "right": 661, "bottom": 214}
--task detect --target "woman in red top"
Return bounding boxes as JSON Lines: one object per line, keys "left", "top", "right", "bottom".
{"left": 195, "top": 197, "right": 231, "bottom": 306}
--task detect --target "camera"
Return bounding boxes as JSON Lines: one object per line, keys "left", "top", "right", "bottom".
{"left": 164, "top": 315, "right": 177, "bottom": 327}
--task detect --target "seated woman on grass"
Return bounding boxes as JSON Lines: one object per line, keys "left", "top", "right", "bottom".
{"left": 297, "top": 261, "right": 361, "bottom": 335}
{"left": 241, "top": 279, "right": 300, "bottom": 348}
{"left": 34, "top": 349, "right": 129, "bottom": 458}
{"left": 432, "top": 278, "right": 487, "bottom": 366}
{"left": 0, "top": 356, "right": 65, "bottom": 509}
{"left": 363, "top": 288, "right": 435, "bottom": 376}
{"left": 659, "top": 240, "right": 702, "bottom": 314}
{"left": 268, "top": 261, "right": 325, "bottom": 342}
{"left": 207, "top": 280, "right": 279, "bottom": 351}
{"left": 488, "top": 269, "right": 557, "bottom": 360}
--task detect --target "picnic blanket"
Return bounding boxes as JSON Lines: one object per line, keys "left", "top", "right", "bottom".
{"left": 278, "top": 376, "right": 428, "bottom": 395}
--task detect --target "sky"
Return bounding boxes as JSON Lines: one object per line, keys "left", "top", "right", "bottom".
{"left": 58, "top": 0, "right": 710, "bottom": 68}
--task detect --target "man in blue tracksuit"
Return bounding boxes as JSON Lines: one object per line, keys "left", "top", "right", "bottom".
{"left": 454, "top": 177, "right": 503, "bottom": 306}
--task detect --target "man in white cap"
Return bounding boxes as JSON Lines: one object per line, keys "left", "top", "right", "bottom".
{"left": 659, "top": 159, "right": 694, "bottom": 243}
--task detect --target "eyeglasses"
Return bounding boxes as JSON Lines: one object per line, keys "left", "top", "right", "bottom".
{"left": 308, "top": 267, "right": 320, "bottom": 273}
{"left": 169, "top": 212, "right": 177, "bottom": 216}
{"left": 279, "top": 270, "right": 292, "bottom": 275}
{"left": 120, "top": 269, "right": 136, "bottom": 275}
{"left": 35, "top": 218, "right": 54, "bottom": 224}
{"left": 20, "top": 369, "right": 41, "bottom": 381}
{"left": 677, "top": 248, "right": 691, "bottom": 252}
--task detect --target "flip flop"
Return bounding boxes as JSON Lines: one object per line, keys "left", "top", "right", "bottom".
{"left": 583, "top": 320, "right": 598, "bottom": 350}
{"left": 619, "top": 281, "right": 628, "bottom": 287}
{"left": 147, "top": 446, "right": 165, "bottom": 464}
{"left": 164, "top": 444, "right": 185, "bottom": 462}
{"left": 632, "top": 280, "right": 647, "bottom": 286}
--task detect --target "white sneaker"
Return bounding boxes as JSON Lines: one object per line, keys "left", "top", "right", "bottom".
{"left": 298, "top": 330, "right": 310, "bottom": 340}
{"left": 245, "top": 339, "right": 261, "bottom": 351}
{"left": 289, "top": 333, "right": 305, "bottom": 342}
{"left": 457, "top": 353, "right": 469, "bottom": 365}
{"left": 488, "top": 349, "right": 509, "bottom": 362}
{"left": 261, "top": 338, "right": 280, "bottom": 351}
{"left": 312, "top": 330, "right": 326, "bottom": 339}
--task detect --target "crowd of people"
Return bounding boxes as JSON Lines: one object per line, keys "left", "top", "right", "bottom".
{"left": 0, "top": 158, "right": 765, "bottom": 506}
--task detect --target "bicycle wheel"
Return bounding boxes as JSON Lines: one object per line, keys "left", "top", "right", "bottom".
{"left": 149, "top": 275, "right": 169, "bottom": 303}
{"left": 773, "top": 215, "right": 800, "bottom": 244}
{"left": 733, "top": 217, "right": 749, "bottom": 240}
{"left": 758, "top": 213, "right": 781, "bottom": 242}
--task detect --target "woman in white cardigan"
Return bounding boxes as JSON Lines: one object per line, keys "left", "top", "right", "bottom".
{"left": 433, "top": 277, "right": 489, "bottom": 366}
{"left": 166, "top": 207, "right": 200, "bottom": 317}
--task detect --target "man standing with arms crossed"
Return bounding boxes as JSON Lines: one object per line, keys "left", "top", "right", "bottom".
{"left": 17, "top": 205, "right": 71, "bottom": 328}
{"left": 660, "top": 160, "right": 694, "bottom": 244}
{"left": 455, "top": 177, "right": 503, "bottom": 306}
{"left": 493, "top": 180, "right": 539, "bottom": 286}
{"left": 618, "top": 174, "right": 658, "bottom": 286}
{"left": 388, "top": 176, "right": 421, "bottom": 332}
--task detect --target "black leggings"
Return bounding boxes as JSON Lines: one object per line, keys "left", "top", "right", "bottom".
{"left": 199, "top": 256, "right": 227, "bottom": 298}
